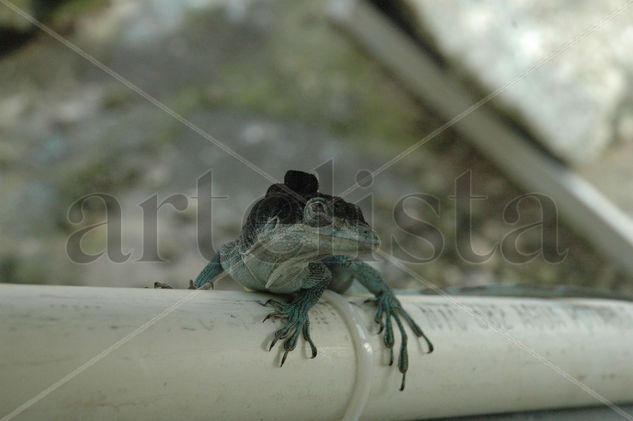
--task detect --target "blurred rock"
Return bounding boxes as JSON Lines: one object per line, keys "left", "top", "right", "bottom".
{"left": 0, "top": 94, "right": 29, "bottom": 129}
{"left": 0, "top": 0, "right": 33, "bottom": 32}
{"left": 405, "top": 0, "right": 633, "bottom": 165}
{"left": 76, "top": 0, "right": 224, "bottom": 45}
{"left": 51, "top": 87, "right": 103, "bottom": 126}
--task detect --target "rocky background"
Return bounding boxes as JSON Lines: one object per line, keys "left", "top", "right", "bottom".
{"left": 405, "top": 0, "right": 633, "bottom": 225}
{"left": 406, "top": 0, "right": 633, "bottom": 166}
{"left": 0, "top": 0, "right": 627, "bottom": 293}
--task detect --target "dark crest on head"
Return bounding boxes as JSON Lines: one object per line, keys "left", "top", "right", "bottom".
{"left": 242, "top": 170, "right": 367, "bottom": 246}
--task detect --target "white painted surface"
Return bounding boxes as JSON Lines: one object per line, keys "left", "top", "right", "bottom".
{"left": 1, "top": 284, "right": 632, "bottom": 420}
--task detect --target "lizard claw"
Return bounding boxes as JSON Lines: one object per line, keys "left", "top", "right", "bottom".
{"left": 269, "top": 337, "right": 278, "bottom": 351}
{"left": 281, "top": 349, "right": 290, "bottom": 367}
{"left": 259, "top": 298, "right": 285, "bottom": 311}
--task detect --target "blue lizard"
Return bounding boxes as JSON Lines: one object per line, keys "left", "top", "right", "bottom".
{"left": 192, "top": 170, "right": 433, "bottom": 390}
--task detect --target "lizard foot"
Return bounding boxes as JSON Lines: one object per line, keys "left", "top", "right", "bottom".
{"left": 365, "top": 291, "right": 433, "bottom": 391}
{"left": 188, "top": 279, "right": 213, "bottom": 290}
{"left": 154, "top": 282, "right": 173, "bottom": 289}
{"left": 259, "top": 298, "right": 318, "bottom": 366}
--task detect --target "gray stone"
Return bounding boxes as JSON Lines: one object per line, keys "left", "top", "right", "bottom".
{"left": 405, "top": 0, "right": 633, "bottom": 165}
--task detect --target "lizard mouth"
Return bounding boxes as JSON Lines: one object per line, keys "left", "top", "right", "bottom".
{"left": 316, "top": 225, "right": 380, "bottom": 252}
{"left": 250, "top": 222, "right": 380, "bottom": 261}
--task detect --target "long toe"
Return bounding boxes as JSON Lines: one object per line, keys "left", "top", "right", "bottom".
{"left": 302, "top": 321, "right": 318, "bottom": 359}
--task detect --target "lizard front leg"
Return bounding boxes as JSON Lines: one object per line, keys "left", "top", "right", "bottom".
{"left": 260, "top": 262, "right": 329, "bottom": 366}
{"left": 192, "top": 252, "right": 224, "bottom": 289}
{"left": 155, "top": 252, "right": 222, "bottom": 290}
{"left": 324, "top": 256, "right": 433, "bottom": 391}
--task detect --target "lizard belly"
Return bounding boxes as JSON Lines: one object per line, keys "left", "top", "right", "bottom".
{"left": 220, "top": 245, "right": 309, "bottom": 294}
{"left": 218, "top": 243, "right": 264, "bottom": 291}
{"left": 264, "top": 259, "right": 311, "bottom": 294}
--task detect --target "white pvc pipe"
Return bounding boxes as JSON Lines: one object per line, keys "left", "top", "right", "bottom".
{"left": 1, "top": 284, "right": 633, "bottom": 420}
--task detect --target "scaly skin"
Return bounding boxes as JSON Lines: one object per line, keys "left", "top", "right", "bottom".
{"left": 324, "top": 256, "right": 433, "bottom": 390}
{"left": 192, "top": 170, "right": 433, "bottom": 390}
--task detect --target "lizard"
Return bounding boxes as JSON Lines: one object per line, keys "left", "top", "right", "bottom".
{"left": 191, "top": 170, "right": 433, "bottom": 391}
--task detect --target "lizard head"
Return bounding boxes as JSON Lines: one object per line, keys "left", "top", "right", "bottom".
{"left": 243, "top": 170, "right": 380, "bottom": 261}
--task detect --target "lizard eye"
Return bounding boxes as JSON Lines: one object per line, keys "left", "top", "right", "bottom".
{"left": 304, "top": 197, "right": 331, "bottom": 226}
